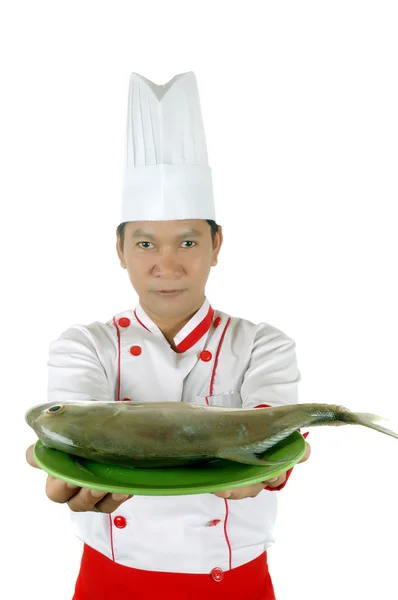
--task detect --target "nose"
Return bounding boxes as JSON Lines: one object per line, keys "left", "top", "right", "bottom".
{"left": 151, "top": 253, "right": 184, "bottom": 278}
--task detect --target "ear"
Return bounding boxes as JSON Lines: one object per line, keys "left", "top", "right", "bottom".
{"left": 211, "top": 226, "right": 223, "bottom": 267}
{"left": 116, "top": 233, "right": 127, "bottom": 269}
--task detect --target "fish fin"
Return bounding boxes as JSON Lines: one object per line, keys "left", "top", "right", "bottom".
{"left": 216, "top": 449, "right": 286, "bottom": 467}
{"left": 352, "top": 412, "right": 398, "bottom": 440}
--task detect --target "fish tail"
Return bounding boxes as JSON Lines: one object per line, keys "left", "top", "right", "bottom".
{"left": 341, "top": 410, "right": 398, "bottom": 440}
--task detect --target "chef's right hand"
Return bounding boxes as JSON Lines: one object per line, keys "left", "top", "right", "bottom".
{"left": 26, "top": 444, "right": 133, "bottom": 513}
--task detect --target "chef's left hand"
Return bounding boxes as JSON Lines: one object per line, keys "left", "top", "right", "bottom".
{"left": 213, "top": 441, "right": 311, "bottom": 500}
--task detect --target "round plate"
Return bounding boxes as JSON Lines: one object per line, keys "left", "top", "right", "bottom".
{"left": 33, "top": 431, "right": 306, "bottom": 495}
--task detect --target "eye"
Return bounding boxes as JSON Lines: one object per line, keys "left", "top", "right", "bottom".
{"left": 138, "top": 242, "right": 154, "bottom": 249}
{"left": 46, "top": 405, "right": 64, "bottom": 415}
{"left": 181, "top": 241, "right": 196, "bottom": 248}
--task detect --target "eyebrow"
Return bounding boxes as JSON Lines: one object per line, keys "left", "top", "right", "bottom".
{"left": 131, "top": 228, "right": 203, "bottom": 240}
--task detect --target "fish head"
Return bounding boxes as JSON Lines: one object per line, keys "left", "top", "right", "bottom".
{"left": 25, "top": 401, "right": 102, "bottom": 446}
{"left": 26, "top": 401, "right": 87, "bottom": 426}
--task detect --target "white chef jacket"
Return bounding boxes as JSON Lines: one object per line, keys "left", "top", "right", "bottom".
{"left": 47, "top": 298, "right": 299, "bottom": 575}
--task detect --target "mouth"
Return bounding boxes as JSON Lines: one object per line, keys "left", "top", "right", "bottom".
{"left": 151, "top": 289, "right": 186, "bottom": 297}
{"left": 25, "top": 403, "right": 46, "bottom": 427}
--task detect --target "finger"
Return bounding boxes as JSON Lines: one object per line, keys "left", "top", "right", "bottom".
{"left": 26, "top": 444, "right": 40, "bottom": 469}
{"left": 213, "top": 490, "right": 232, "bottom": 499}
{"left": 67, "top": 488, "right": 132, "bottom": 513}
{"left": 67, "top": 488, "right": 107, "bottom": 511}
{"left": 215, "top": 490, "right": 245, "bottom": 500}
{"left": 264, "top": 476, "right": 279, "bottom": 484}
{"left": 299, "top": 442, "right": 311, "bottom": 463}
{"left": 223, "top": 490, "right": 258, "bottom": 500}
{"left": 46, "top": 475, "right": 83, "bottom": 503}
{"left": 92, "top": 493, "right": 133, "bottom": 514}
{"left": 214, "top": 483, "right": 264, "bottom": 500}
{"left": 264, "top": 472, "right": 287, "bottom": 487}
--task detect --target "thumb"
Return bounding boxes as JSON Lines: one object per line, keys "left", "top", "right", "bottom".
{"left": 26, "top": 444, "right": 40, "bottom": 469}
{"left": 298, "top": 441, "right": 311, "bottom": 464}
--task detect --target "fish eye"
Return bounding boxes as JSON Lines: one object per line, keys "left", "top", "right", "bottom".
{"left": 45, "top": 405, "right": 64, "bottom": 415}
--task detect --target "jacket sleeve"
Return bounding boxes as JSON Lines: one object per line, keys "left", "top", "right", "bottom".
{"left": 47, "top": 325, "right": 114, "bottom": 404}
{"left": 240, "top": 324, "right": 300, "bottom": 410}
{"left": 240, "top": 323, "right": 305, "bottom": 492}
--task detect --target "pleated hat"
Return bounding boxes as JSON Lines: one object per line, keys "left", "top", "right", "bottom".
{"left": 121, "top": 71, "right": 215, "bottom": 223}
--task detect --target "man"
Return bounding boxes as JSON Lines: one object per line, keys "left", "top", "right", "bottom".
{"left": 26, "top": 71, "right": 310, "bottom": 600}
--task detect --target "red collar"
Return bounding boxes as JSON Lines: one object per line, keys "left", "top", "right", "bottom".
{"left": 134, "top": 299, "right": 214, "bottom": 353}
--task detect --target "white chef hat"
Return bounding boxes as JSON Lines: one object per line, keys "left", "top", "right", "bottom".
{"left": 120, "top": 71, "right": 216, "bottom": 223}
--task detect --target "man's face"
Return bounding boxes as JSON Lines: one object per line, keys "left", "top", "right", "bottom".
{"left": 116, "top": 220, "right": 222, "bottom": 318}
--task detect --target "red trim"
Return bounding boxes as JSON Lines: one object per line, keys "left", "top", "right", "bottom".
{"left": 209, "top": 317, "right": 231, "bottom": 396}
{"left": 133, "top": 304, "right": 214, "bottom": 353}
{"left": 108, "top": 515, "right": 115, "bottom": 562}
{"left": 204, "top": 317, "right": 233, "bottom": 569}
{"left": 176, "top": 306, "right": 215, "bottom": 353}
{"left": 112, "top": 317, "right": 121, "bottom": 402}
{"left": 134, "top": 309, "right": 151, "bottom": 332}
{"left": 223, "top": 499, "right": 232, "bottom": 571}
{"left": 110, "top": 317, "right": 121, "bottom": 562}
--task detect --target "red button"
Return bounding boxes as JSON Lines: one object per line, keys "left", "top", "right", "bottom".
{"left": 208, "top": 519, "right": 221, "bottom": 527}
{"left": 130, "top": 345, "right": 142, "bottom": 356}
{"left": 113, "top": 516, "right": 127, "bottom": 529}
{"left": 118, "top": 317, "right": 131, "bottom": 328}
{"left": 200, "top": 350, "right": 212, "bottom": 362}
{"left": 211, "top": 567, "right": 224, "bottom": 582}
{"left": 214, "top": 317, "right": 221, "bottom": 328}
{"left": 122, "top": 397, "right": 132, "bottom": 402}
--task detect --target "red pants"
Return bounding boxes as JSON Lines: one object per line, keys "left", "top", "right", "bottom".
{"left": 73, "top": 544, "right": 276, "bottom": 600}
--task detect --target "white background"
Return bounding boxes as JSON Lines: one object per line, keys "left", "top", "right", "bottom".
{"left": 1, "top": 1, "right": 397, "bottom": 599}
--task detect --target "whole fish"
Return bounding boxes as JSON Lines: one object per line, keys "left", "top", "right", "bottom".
{"left": 25, "top": 400, "right": 398, "bottom": 468}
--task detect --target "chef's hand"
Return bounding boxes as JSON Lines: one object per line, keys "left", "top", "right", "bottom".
{"left": 213, "top": 441, "right": 311, "bottom": 500}
{"left": 26, "top": 444, "right": 133, "bottom": 513}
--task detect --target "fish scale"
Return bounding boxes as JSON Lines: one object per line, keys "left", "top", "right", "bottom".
{"left": 25, "top": 400, "right": 398, "bottom": 468}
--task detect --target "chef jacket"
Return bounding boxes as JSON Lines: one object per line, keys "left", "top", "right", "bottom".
{"left": 47, "top": 298, "right": 300, "bottom": 575}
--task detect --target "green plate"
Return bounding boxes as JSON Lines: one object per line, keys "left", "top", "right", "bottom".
{"left": 33, "top": 431, "right": 306, "bottom": 496}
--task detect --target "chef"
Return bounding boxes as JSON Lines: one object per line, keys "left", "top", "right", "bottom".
{"left": 26, "top": 71, "right": 311, "bottom": 600}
